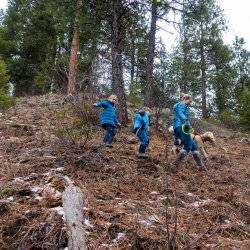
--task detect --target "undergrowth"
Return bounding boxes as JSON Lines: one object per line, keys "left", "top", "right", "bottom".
{"left": 53, "top": 99, "right": 99, "bottom": 148}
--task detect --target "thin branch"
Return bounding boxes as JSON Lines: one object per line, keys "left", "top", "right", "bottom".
{"left": 158, "top": 16, "right": 182, "bottom": 26}
{"left": 156, "top": 25, "right": 175, "bottom": 35}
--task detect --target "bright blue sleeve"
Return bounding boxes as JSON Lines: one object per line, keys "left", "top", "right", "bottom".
{"left": 177, "top": 103, "right": 188, "bottom": 123}
{"left": 134, "top": 114, "right": 142, "bottom": 129}
{"left": 95, "top": 100, "right": 108, "bottom": 108}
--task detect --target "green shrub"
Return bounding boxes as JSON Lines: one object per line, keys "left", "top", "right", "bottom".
{"left": 0, "top": 58, "right": 15, "bottom": 110}
{"left": 127, "top": 94, "right": 143, "bottom": 106}
{"left": 0, "top": 58, "right": 9, "bottom": 91}
{"left": 72, "top": 100, "right": 99, "bottom": 126}
{"left": 34, "top": 60, "right": 52, "bottom": 94}
{"left": 53, "top": 100, "right": 99, "bottom": 147}
{"left": 218, "top": 110, "right": 238, "bottom": 129}
{"left": 0, "top": 91, "right": 15, "bottom": 110}
{"left": 239, "top": 89, "right": 250, "bottom": 130}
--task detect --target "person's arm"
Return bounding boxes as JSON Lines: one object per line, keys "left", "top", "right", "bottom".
{"left": 148, "top": 114, "right": 152, "bottom": 126}
{"left": 114, "top": 110, "right": 121, "bottom": 128}
{"left": 94, "top": 100, "right": 108, "bottom": 108}
{"left": 178, "top": 103, "right": 189, "bottom": 124}
{"left": 133, "top": 114, "right": 142, "bottom": 134}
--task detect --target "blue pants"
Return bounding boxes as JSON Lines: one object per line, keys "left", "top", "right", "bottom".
{"left": 137, "top": 129, "right": 149, "bottom": 153}
{"left": 174, "top": 126, "right": 197, "bottom": 153}
{"left": 102, "top": 124, "right": 116, "bottom": 144}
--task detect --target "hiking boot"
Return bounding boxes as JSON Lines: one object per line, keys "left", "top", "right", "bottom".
{"left": 192, "top": 151, "right": 206, "bottom": 170}
{"left": 173, "top": 149, "right": 187, "bottom": 167}
{"left": 103, "top": 143, "right": 113, "bottom": 148}
{"left": 137, "top": 153, "right": 149, "bottom": 159}
{"left": 172, "top": 145, "right": 180, "bottom": 154}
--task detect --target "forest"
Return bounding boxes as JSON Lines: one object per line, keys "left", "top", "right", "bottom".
{"left": 0, "top": 0, "right": 249, "bottom": 129}
{"left": 0, "top": 1, "right": 249, "bottom": 249}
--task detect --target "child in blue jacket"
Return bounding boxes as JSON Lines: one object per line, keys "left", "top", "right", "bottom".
{"left": 94, "top": 95, "right": 120, "bottom": 147}
{"left": 172, "top": 94, "right": 205, "bottom": 169}
{"left": 133, "top": 107, "right": 151, "bottom": 158}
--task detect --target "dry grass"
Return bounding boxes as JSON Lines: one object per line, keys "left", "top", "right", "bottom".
{"left": 0, "top": 94, "right": 249, "bottom": 249}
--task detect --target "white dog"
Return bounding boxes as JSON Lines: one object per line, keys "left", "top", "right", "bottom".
{"left": 169, "top": 126, "right": 215, "bottom": 160}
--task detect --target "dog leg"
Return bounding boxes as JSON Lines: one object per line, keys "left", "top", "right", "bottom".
{"left": 201, "top": 147, "right": 208, "bottom": 160}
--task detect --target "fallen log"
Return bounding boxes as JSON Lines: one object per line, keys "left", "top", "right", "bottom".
{"left": 62, "top": 184, "right": 87, "bottom": 250}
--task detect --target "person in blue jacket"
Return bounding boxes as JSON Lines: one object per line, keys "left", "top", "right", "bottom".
{"left": 133, "top": 107, "right": 151, "bottom": 158}
{"left": 172, "top": 94, "right": 205, "bottom": 169}
{"left": 94, "top": 95, "right": 121, "bottom": 147}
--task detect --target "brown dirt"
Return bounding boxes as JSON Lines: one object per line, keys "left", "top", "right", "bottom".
{"left": 0, "top": 95, "right": 249, "bottom": 249}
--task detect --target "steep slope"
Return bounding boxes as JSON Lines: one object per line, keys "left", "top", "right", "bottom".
{"left": 0, "top": 95, "right": 249, "bottom": 249}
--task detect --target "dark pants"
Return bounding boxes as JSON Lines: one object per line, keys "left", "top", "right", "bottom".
{"left": 174, "top": 126, "right": 197, "bottom": 153}
{"left": 137, "top": 129, "right": 149, "bottom": 153}
{"left": 103, "top": 124, "right": 116, "bottom": 144}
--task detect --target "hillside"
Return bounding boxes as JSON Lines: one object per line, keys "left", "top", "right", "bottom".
{"left": 0, "top": 95, "right": 249, "bottom": 249}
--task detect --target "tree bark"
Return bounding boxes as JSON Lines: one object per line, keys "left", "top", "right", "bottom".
{"left": 111, "top": 0, "right": 128, "bottom": 124}
{"left": 81, "top": 41, "right": 98, "bottom": 94}
{"left": 200, "top": 24, "right": 208, "bottom": 118}
{"left": 181, "top": 32, "right": 188, "bottom": 94}
{"left": 144, "top": 0, "right": 158, "bottom": 107}
{"left": 67, "top": 0, "right": 81, "bottom": 96}
{"left": 130, "top": 37, "right": 136, "bottom": 93}
{"left": 62, "top": 184, "right": 87, "bottom": 250}
{"left": 180, "top": 0, "right": 189, "bottom": 95}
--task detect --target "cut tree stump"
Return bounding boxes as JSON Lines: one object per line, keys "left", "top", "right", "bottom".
{"left": 62, "top": 184, "right": 86, "bottom": 250}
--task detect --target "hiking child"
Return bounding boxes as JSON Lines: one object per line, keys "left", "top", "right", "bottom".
{"left": 133, "top": 107, "right": 151, "bottom": 158}
{"left": 172, "top": 94, "right": 205, "bottom": 169}
{"left": 94, "top": 95, "right": 121, "bottom": 147}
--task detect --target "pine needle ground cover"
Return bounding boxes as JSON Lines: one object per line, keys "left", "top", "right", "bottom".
{"left": 0, "top": 95, "right": 249, "bottom": 249}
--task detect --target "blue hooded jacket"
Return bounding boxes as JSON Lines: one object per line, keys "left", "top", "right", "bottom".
{"left": 133, "top": 111, "right": 150, "bottom": 131}
{"left": 173, "top": 101, "right": 190, "bottom": 129}
{"left": 95, "top": 99, "right": 118, "bottom": 127}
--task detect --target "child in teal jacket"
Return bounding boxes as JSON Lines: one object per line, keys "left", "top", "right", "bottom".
{"left": 133, "top": 107, "right": 151, "bottom": 158}
{"left": 94, "top": 95, "right": 120, "bottom": 147}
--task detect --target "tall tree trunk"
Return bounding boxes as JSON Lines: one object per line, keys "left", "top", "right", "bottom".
{"left": 180, "top": 2, "right": 188, "bottom": 96}
{"left": 200, "top": 24, "right": 207, "bottom": 118}
{"left": 181, "top": 32, "right": 188, "bottom": 94}
{"left": 82, "top": 37, "right": 99, "bottom": 94}
{"left": 144, "top": 0, "right": 158, "bottom": 107}
{"left": 130, "top": 37, "right": 136, "bottom": 94}
{"left": 214, "top": 66, "right": 225, "bottom": 113}
{"left": 67, "top": 0, "right": 81, "bottom": 96}
{"left": 111, "top": 0, "right": 128, "bottom": 124}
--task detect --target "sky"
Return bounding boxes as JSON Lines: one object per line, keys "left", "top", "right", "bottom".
{"left": 0, "top": 0, "right": 249, "bottom": 50}
{"left": 160, "top": 0, "right": 250, "bottom": 50}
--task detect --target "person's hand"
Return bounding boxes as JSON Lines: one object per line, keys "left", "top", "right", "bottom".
{"left": 133, "top": 127, "right": 140, "bottom": 136}
{"left": 93, "top": 103, "right": 98, "bottom": 107}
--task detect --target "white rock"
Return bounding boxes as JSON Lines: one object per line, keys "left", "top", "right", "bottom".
{"left": 51, "top": 206, "right": 65, "bottom": 220}
{"left": 55, "top": 167, "right": 65, "bottom": 172}
{"left": 150, "top": 191, "right": 158, "bottom": 195}
{"left": 159, "top": 196, "right": 167, "bottom": 200}
{"left": 35, "top": 196, "right": 43, "bottom": 201}
{"left": 139, "top": 220, "right": 153, "bottom": 226}
{"left": 7, "top": 196, "right": 14, "bottom": 201}
{"left": 149, "top": 215, "right": 160, "bottom": 223}
{"left": 30, "top": 186, "right": 42, "bottom": 193}
{"left": 189, "top": 199, "right": 212, "bottom": 208}
{"left": 13, "top": 177, "right": 24, "bottom": 182}
{"left": 113, "top": 232, "right": 126, "bottom": 242}
{"left": 84, "top": 219, "right": 94, "bottom": 228}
